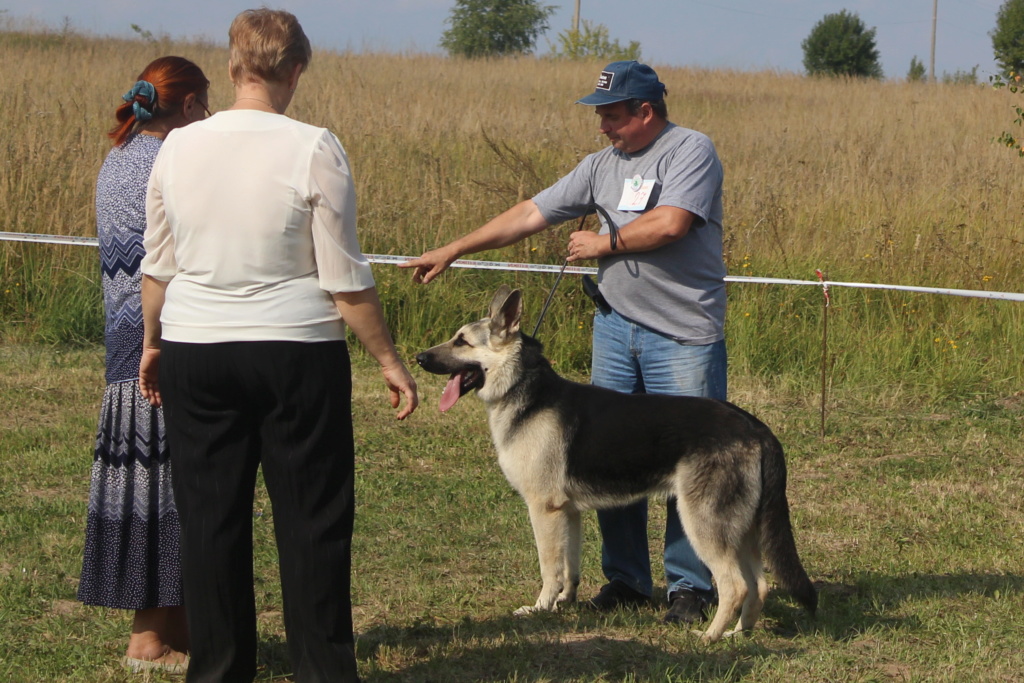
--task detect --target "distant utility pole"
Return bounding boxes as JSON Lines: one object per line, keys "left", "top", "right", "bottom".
{"left": 930, "top": 0, "right": 938, "bottom": 82}
{"left": 573, "top": 0, "right": 580, "bottom": 32}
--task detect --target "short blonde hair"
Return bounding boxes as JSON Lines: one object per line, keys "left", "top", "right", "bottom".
{"left": 229, "top": 8, "right": 311, "bottom": 85}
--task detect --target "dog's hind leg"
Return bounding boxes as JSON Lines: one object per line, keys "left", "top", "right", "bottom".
{"left": 698, "top": 552, "right": 747, "bottom": 644}
{"left": 726, "top": 531, "right": 767, "bottom": 637}
{"left": 674, "top": 497, "right": 749, "bottom": 644}
{"left": 514, "top": 499, "right": 574, "bottom": 615}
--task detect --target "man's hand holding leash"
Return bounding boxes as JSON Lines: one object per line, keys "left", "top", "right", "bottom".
{"left": 566, "top": 229, "right": 606, "bottom": 262}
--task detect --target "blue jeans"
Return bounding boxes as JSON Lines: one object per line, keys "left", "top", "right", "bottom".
{"left": 591, "top": 308, "right": 727, "bottom": 601}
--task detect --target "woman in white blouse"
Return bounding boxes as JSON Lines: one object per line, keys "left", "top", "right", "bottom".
{"left": 139, "top": 8, "right": 417, "bottom": 682}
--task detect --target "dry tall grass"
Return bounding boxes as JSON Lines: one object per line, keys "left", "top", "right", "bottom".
{"left": 4, "top": 29, "right": 1021, "bottom": 280}
{"left": 1, "top": 27, "right": 1021, "bottom": 397}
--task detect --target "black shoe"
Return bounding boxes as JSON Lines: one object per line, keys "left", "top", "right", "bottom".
{"left": 664, "top": 590, "right": 710, "bottom": 624}
{"left": 586, "top": 580, "right": 650, "bottom": 611}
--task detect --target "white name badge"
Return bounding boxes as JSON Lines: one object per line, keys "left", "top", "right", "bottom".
{"left": 618, "top": 175, "right": 655, "bottom": 211}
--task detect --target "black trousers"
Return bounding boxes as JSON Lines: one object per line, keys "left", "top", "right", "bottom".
{"left": 160, "top": 340, "right": 359, "bottom": 683}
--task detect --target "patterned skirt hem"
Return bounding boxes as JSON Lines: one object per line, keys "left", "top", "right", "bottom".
{"left": 79, "top": 380, "right": 182, "bottom": 609}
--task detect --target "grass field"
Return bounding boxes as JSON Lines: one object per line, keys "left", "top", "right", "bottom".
{"left": 2, "top": 344, "right": 1022, "bottom": 682}
{"left": 1, "top": 22, "right": 1023, "bottom": 683}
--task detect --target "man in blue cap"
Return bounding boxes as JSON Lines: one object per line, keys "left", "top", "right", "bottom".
{"left": 402, "top": 60, "right": 726, "bottom": 624}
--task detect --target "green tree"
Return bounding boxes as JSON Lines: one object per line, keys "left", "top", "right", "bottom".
{"left": 440, "top": 0, "right": 555, "bottom": 58}
{"left": 942, "top": 66, "right": 979, "bottom": 85}
{"left": 549, "top": 20, "right": 641, "bottom": 61}
{"left": 802, "top": 10, "right": 883, "bottom": 79}
{"left": 991, "top": 71, "right": 1024, "bottom": 157}
{"left": 991, "top": 0, "right": 1024, "bottom": 76}
{"left": 907, "top": 55, "right": 926, "bottom": 82}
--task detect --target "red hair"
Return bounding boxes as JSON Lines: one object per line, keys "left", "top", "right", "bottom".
{"left": 109, "top": 56, "right": 210, "bottom": 146}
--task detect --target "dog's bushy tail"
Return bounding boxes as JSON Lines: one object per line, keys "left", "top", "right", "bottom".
{"left": 759, "top": 433, "right": 817, "bottom": 615}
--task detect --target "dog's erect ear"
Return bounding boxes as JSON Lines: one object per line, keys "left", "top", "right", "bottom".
{"left": 488, "top": 284, "right": 514, "bottom": 319}
{"left": 489, "top": 288, "right": 522, "bottom": 340}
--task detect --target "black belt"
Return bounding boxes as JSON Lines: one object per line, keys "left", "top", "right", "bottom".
{"left": 582, "top": 274, "right": 611, "bottom": 314}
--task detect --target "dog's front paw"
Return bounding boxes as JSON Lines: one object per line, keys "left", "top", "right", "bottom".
{"left": 697, "top": 628, "right": 733, "bottom": 645}
{"left": 722, "top": 627, "right": 751, "bottom": 639}
{"left": 693, "top": 628, "right": 715, "bottom": 643}
{"left": 514, "top": 596, "right": 562, "bottom": 616}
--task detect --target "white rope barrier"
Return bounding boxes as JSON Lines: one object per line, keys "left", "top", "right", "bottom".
{"left": 3, "top": 231, "right": 1023, "bottom": 302}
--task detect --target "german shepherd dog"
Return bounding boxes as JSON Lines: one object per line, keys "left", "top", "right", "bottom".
{"left": 416, "top": 285, "right": 817, "bottom": 643}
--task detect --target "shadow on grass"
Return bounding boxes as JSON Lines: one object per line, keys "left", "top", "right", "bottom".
{"left": 354, "top": 609, "right": 799, "bottom": 682}
{"left": 803, "top": 571, "right": 1024, "bottom": 640}
{"left": 249, "top": 572, "right": 1022, "bottom": 681}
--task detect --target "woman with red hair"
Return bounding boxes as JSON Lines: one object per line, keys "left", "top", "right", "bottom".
{"left": 78, "top": 55, "right": 209, "bottom": 675}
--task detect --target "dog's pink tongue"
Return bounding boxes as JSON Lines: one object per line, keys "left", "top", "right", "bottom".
{"left": 439, "top": 372, "right": 463, "bottom": 412}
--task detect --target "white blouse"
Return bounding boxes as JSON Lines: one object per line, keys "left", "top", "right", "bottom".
{"left": 142, "top": 110, "right": 375, "bottom": 343}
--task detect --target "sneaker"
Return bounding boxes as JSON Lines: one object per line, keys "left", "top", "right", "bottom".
{"left": 664, "top": 590, "right": 710, "bottom": 624}
{"left": 586, "top": 580, "right": 650, "bottom": 611}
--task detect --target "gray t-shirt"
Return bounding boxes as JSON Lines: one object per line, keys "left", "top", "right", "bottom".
{"left": 532, "top": 123, "right": 725, "bottom": 344}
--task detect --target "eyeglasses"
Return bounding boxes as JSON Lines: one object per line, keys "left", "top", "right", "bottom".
{"left": 198, "top": 100, "right": 212, "bottom": 118}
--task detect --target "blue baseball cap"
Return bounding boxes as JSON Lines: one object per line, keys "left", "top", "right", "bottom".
{"left": 576, "top": 60, "right": 666, "bottom": 106}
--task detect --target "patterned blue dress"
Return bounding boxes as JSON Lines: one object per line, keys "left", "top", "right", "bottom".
{"left": 77, "top": 133, "right": 182, "bottom": 610}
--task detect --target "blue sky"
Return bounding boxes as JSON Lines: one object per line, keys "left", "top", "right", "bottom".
{"left": 6, "top": 1, "right": 1005, "bottom": 80}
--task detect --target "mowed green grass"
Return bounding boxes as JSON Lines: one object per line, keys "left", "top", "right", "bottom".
{"left": 1, "top": 343, "right": 1021, "bottom": 682}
